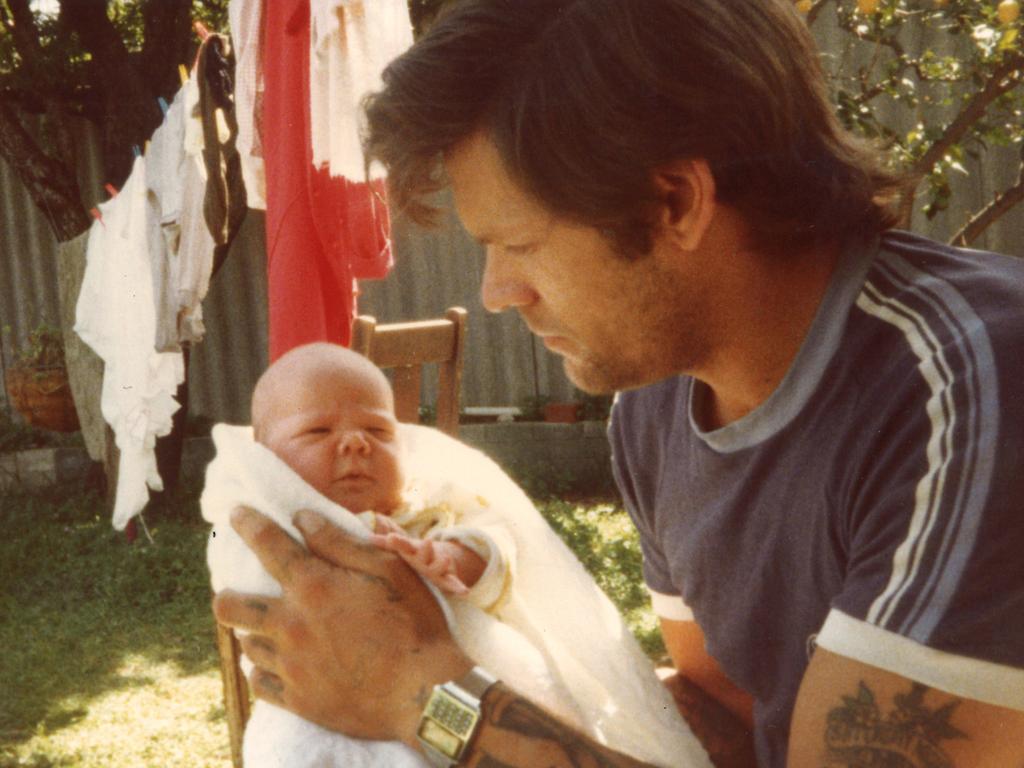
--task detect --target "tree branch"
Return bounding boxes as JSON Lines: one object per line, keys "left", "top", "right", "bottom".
{"left": 140, "top": 0, "right": 193, "bottom": 96}
{"left": 3, "top": 0, "right": 45, "bottom": 66}
{"left": 899, "top": 54, "right": 1024, "bottom": 223}
{"left": 949, "top": 161, "right": 1024, "bottom": 247}
{"left": 58, "top": 0, "right": 162, "bottom": 184}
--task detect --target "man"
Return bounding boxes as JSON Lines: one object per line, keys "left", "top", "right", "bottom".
{"left": 214, "top": 1, "right": 1024, "bottom": 766}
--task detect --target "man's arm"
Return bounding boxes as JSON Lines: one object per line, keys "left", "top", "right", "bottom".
{"left": 659, "top": 618, "right": 758, "bottom": 767}
{"left": 212, "top": 508, "right": 666, "bottom": 765}
{"left": 788, "top": 648, "right": 1024, "bottom": 767}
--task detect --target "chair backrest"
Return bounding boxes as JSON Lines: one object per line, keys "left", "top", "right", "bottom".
{"left": 351, "top": 306, "right": 467, "bottom": 436}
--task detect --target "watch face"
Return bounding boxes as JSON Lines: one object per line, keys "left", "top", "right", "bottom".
{"left": 419, "top": 718, "right": 462, "bottom": 759}
{"left": 426, "top": 693, "right": 477, "bottom": 736}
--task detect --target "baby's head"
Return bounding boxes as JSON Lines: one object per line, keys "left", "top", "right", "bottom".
{"left": 252, "top": 343, "right": 405, "bottom": 513}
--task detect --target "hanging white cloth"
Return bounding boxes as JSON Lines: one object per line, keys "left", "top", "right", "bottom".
{"left": 309, "top": 0, "right": 414, "bottom": 179}
{"left": 74, "top": 156, "right": 185, "bottom": 530}
{"left": 176, "top": 71, "right": 217, "bottom": 344}
{"left": 145, "top": 89, "right": 188, "bottom": 353}
{"left": 229, "top": 0, "right": 267, "bottom": 209}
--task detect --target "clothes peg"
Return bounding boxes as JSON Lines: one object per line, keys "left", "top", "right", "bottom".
{"left": 132, "top": 145, "right": 141, "bottom": 158}
{"left": 178, "top": 64, "right": 189, "bottom": 86}
{"left": 193, "top": 20, "right": 210, "bottom": 41}
{"left": 157, "top": 96, "right": 169, "bottom": 116}
{"left": 90, "top": 207, "right": 104, "bottom": 225}
{"left": 104, "top": 183, "right": 118, "bottom": 198}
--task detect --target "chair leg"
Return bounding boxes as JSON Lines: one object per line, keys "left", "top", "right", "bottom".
{"left": 216, "top": 621, "right": 251, "bottom": 768}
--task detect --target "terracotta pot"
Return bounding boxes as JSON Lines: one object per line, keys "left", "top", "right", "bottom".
{"left": 4, "top": 366, "right": 80, "bottom": 432}
{"left": 543, "top": 401, "right": 581, "bottom": 423}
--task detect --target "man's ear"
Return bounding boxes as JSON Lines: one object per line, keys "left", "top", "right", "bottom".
{"left": 653, "top": 159, "right": 716, "bottom": 252}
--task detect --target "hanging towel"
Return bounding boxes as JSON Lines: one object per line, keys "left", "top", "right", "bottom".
{"left": 229, "top": 0, "right": 267, "bottom": 209}
{"left": 308, "top": 0, "right": 413, "bottom": 180}
{"left": 75, "top": 156, "right": 185, "bottom": 529}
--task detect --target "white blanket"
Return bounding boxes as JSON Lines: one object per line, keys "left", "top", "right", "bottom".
{"left": 202, "top": 423, "right": 710, "bottom": 768}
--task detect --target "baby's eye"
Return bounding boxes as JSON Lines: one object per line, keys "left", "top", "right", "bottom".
{"left": 368, "top": 427, "right": 392, "bottom": 438}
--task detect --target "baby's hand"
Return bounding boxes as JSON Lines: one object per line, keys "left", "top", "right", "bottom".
{"left": 370, "top": 528, "right": 471, "bottom": 596}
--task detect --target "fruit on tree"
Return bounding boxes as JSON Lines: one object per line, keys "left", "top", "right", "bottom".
{"left": 998, "top": 0, "right": 1020, "bottom": 23}
{"left": 795, "top": 0, "right": 813, "bottom": 13}
{"left": 858, "top": 0, "right": 880, "bottom": 13}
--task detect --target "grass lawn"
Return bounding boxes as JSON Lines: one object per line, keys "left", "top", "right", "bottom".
{"left": 0, "top": 479, "right": 659, "bottom": 767}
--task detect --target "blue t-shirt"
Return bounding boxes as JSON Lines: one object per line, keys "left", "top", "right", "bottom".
{"left": 609, "top": 231, "right": 1024, "bottom": 767}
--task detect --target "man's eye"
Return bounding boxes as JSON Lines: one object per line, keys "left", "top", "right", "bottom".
{"left": 305, "top": 427, "right": 330, "bottom": 436}
{"left": 504, "top": 243, "right": 535, "bottom": 256}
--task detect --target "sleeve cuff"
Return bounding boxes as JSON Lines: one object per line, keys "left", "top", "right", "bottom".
{"left": 430, "top": 525, "right": 513, "bottom": 613}
{"left": 817, "top": 609, "right": 1024, "bottom": 711}
{"left": 649, "top": 589, "right": 694, "bottom": 622}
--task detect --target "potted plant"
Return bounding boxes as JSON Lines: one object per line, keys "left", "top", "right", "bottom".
{"left": 3, "top": 324, "right": 80, "bottom": 433}
{"left": 542, "top": 400, "right": 582, "bottom": 424}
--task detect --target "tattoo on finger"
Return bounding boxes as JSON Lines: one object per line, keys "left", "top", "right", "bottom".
{"left": 256, "top": 670, "right": 286, "bottom": 702}
{"left": 354, "top": 570, "right": 403, "bottom": 603}
{"left": 244, "top": 598, "right": 269, "bottom": 614}
{"left": 249, "top": 636, "right": 275, "bottom": 655}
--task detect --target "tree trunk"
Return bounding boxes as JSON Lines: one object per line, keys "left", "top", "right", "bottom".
{"left": 0, "top": 101, "right": 90, "bottom": 242}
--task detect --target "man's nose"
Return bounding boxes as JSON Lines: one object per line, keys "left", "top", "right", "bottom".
{"left": 480, "top": 248, "right": 538, "bottom": 313}
{"left": 337, "top": 430, "right": 370, "bottom": 455}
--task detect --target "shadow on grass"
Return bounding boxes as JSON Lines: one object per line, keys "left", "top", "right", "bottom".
{"left": 0, "top": 480, "right": 221, "bottom": 750}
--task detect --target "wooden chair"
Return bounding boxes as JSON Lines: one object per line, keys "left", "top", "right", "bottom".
{"left": 215, "top": 306, "right": 468, "bottom": 767}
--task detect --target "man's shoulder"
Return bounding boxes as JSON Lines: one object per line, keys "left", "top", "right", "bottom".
{"left": 873, "top": 230, "right": 1024, "bottom": 312}
{"left": 851, "top": 230, "right": 1024, "bottom": 384}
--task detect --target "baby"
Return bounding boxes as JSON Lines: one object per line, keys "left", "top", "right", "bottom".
{"left": 202, "top": 342, "right": 710, "bottom": 768}
{"left": 251, "top": 342, "right": 491, "bottom": 600}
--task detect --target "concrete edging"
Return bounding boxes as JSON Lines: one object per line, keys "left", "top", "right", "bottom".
{"left": 0, "top": 422, "right": 614, "bottom": 495}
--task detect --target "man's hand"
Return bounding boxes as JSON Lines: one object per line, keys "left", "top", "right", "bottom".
{"left": 211, "top": 507, "right": 472, "bottom": 746}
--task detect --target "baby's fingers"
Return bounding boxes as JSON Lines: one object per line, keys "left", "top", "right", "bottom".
{"left": 370, "top": 532, "right": 418, "bottom": 556}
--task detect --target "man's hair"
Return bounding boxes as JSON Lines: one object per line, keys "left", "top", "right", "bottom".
{"left": 363, "top": 0, "right": 909, "bottom": 254}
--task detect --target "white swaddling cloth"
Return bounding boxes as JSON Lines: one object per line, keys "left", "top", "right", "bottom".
{"left": 202, "top": 423, "right": 711, "bottom": 768}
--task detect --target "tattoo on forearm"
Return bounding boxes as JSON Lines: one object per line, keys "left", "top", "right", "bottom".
{"left": 824, "top": 681, "right": 966, "bottom": 767}
{"left": 467, "top": 683, "right": 650, "bottom": 767}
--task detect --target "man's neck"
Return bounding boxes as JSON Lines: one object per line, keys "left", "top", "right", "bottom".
{"left": 697, "top": 238, "right": 843, "bottom": 431}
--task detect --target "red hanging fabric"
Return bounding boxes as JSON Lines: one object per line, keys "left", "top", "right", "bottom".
{"left": 262, "top": 0, "right": 392, "bottom": 362}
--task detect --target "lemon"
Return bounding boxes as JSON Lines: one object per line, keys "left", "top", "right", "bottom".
{"left": 998, "top": 0, "right": 1020, "bottom": 23}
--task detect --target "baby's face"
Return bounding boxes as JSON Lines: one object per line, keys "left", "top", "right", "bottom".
{"left": 259, "top": 368, "right": 404, "bottom": 513}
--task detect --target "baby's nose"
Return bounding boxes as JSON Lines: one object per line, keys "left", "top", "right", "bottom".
{"left": 338, "top": 430, "right": 370, "bottom": 454}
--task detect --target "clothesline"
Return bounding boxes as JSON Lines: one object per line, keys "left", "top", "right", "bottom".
{"left": 73, "top": 0, "right": 415, "bottom": 532}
